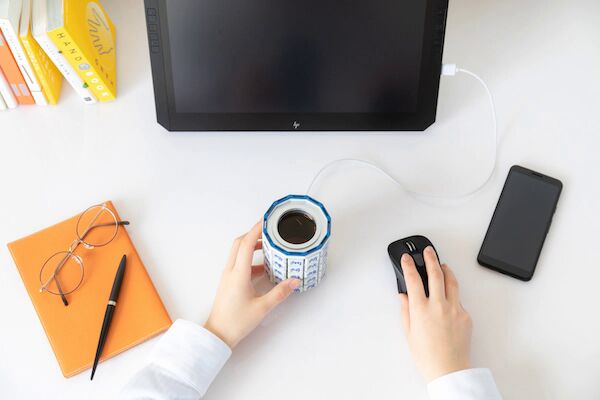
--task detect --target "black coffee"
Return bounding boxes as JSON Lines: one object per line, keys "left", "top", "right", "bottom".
{"left": 277, "top": 210, "right": 317, "bottom": 244}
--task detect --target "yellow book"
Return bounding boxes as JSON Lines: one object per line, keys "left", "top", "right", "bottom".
{"left": 46, "top": 0, "right": 115, "bottom": 102}
{"left": 19, "top": 0, "right": 61, "bottom": 104}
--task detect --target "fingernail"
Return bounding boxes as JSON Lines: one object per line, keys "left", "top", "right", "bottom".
{"left": 401, "top": 254, "right": 410, "bottom": 262}
{"left": 290, "top": 279, "right": 302, "bottom": 289}
{"left": 426, "top": 246, "right": 434, "bottom": 254}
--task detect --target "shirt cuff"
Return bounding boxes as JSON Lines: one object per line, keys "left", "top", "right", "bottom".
{"left": 427, "top": 368, "right": 502, "bottom": 400}
{"left": 150, "top": 319, "right": 232, "bottom": 397}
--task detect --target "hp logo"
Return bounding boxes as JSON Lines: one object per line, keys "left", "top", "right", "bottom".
{"left": 292, "top": 121, "right": 300, "bottom": 130}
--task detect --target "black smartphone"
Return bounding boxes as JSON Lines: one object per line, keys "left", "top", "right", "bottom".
{"left": 477, "top": 165, "right": 562, "bottom": 281}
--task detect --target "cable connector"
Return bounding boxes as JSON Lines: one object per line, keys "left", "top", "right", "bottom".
{"left": 441, "top": 63, "right": 458, "bottom": 76}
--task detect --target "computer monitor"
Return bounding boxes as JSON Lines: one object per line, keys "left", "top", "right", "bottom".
{"left": 144, "top": 0, "right": 449, "bottom": 131}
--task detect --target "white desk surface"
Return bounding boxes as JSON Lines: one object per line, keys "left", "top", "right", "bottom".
{"left": 1, "top": 0, "right": 599, "bottom": 398}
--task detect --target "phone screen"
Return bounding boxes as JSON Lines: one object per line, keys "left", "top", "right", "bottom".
{"left": 478, "top": 166, "right": 562, "bottom": 280}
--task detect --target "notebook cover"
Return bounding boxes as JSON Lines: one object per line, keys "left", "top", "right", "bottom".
{"left": 7, "top": 201, "right": 172, "bottom": 377}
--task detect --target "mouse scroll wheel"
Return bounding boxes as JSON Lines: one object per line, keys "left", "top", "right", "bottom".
{"left": 406, "top": 241, "right": 416, "bottom": 252}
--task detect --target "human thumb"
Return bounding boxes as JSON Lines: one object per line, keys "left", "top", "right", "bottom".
{"left": 259, "top": 279, "right": 301, "bottom": 313}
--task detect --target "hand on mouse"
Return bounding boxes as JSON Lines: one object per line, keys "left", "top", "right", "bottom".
{"left": 204, "top": 222, "right": 301, "bottom": 349}
{"left": 399, "top": 246, "right": 472, "bottom": 382}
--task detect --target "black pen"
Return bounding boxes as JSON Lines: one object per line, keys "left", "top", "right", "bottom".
{"left": 91, "top": 254, "right": 127, "bottom": 380}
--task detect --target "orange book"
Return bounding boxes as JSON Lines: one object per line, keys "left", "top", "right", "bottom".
{"left": 7, "top": 201, "right": 172, "bottom": 377}
{"left": 0, "top": 29, "right": 34, "bottom": 104}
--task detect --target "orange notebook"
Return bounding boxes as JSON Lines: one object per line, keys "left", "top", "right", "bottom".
{"left": 7, "top": 201, "right": 172, "bottom": 377}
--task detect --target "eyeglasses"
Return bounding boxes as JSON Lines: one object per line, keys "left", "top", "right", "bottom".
{"left": 39, "top": 203, "right": 129, "bottom": 306}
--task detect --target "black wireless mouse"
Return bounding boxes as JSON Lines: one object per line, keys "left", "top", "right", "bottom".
{"left": 387, "top": 235, "right": 439, "bottom": 297}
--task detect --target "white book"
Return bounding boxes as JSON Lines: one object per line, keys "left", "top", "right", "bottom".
{"left": 0, "top": 64, "right": 17, "bottom": 108}
{"left": 31, "top": 0, "right": 96, "bottom": 104}
{"left": 0, "top": 0, "right": 46, "bottom": 105}
{"left": 0, "top": 90, "right": 7, "bottom": 109}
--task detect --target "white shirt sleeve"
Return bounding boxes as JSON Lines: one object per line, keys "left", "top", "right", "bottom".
{"left": 119, "top": 319, "right": 231, "bottom": 400}
{"left": 427, "top": 368, "right": 502, "bottom": 400}
{"left": 120, "top": 320, "right": 501, "bottom": 400}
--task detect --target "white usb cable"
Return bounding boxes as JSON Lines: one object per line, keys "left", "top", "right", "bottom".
{"left": 306, "top": 64, "right": 499, "bottom": 200}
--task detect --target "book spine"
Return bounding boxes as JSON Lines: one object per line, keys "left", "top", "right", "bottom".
{"left": 0, "top": 66, "right": 17, "bottom": 108}
{"left": 20, "top": 34, "right": 56, "bottom": 104}
{"left": 0, "top": 31, "right": 34, "bottom": 105}
{"left": 0, "top": 90, "right": 6, "bottom": 110}
{"left": 0, "top": 19, "right": 47, "bottom": 105}
{"left": 34, "top": 32, "right": 96, "bottom": 104}
{"left": 48, "top": 27, "right": 114, "bottom": 102}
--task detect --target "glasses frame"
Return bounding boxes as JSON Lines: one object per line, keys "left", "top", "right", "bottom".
{"left": 38, "top": 204, "right": 129, "bottom": 306}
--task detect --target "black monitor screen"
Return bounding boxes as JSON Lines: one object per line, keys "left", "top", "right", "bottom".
{"left": 165, "top": 0, "right": 427, "bottom": 114}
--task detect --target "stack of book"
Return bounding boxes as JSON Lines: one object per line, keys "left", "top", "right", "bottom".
{"left": 0, "top": 0, "right": 116, "bottom": 110}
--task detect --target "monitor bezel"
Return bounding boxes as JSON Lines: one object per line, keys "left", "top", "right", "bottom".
{"left": 144, "top": 0, "right": 449, "bottom": 132}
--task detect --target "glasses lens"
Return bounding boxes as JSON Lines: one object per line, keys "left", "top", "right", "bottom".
{"left": 40, "top": 251, "right": 84, "bottom": 295}
{"left": 76, "top": 205, "right": 118, "bottom": 247}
